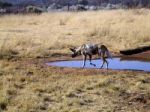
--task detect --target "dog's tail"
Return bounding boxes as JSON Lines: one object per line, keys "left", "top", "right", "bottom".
{"left": 106, "top": 49, "right": 112, "bottom": 59}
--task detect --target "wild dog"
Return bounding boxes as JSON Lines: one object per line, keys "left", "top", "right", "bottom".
{"left": 70, "top": 44, "right": 112, "bottom": 69}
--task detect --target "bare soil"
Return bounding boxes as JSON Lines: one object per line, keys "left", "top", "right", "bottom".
{"left": 0, "top": 51, "right": 149, "bottom": 112}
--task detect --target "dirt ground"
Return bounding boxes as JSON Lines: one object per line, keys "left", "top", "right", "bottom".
{"left": 0, "top": 51, "right": 150, "bottom": 112}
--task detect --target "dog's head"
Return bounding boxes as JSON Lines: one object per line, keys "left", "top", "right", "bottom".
{"left": 70, "top": 47, "right": 81, "bottom": 58}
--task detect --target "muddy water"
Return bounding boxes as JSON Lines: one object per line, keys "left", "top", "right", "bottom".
{"left": 46, "top": 58, "right": 150, "bottom": 72}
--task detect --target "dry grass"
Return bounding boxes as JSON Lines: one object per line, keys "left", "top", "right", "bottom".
{"left": 0, "top": 60, "right": 149, "bottom": 112}
{"left": 0, "top": 9, "right": 150, "bottom": 58}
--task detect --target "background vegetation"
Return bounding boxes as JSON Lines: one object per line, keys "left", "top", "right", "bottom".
{"left": 0, "top": 9, "right": 150, "bottom": 59}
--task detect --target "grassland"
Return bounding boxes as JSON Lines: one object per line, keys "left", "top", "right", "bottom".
{"left": 0, "top": 9, "right": 150, "bottom": 58}
{"left": 0, "top": 9, "right": 150, "bottom": 112}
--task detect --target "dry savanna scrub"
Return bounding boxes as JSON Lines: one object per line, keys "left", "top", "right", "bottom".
{"left": 0, "top": 9, "right": 150, "bottom": 58}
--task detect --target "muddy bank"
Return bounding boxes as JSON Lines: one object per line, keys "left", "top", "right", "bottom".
{"left": 120, "top": 51, "right": 150, "bottom": 62}
{"left": 120, "top": 45, "right": 150, "bottom": 55}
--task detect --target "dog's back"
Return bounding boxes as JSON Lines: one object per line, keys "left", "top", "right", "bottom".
{"left": 80, "top": 44, "right": 99, "bottom": 55}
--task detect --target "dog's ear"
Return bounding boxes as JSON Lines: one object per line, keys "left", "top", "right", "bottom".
{"left": 70, "top": 48, "right": 76, "bottom": 52}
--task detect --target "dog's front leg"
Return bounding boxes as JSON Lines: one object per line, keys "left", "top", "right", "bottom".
{"left": 89, "top": 55, "right": 96, "bottom": 67}
{"left": 82, "top": 55, "right": 87, "bottom": 68}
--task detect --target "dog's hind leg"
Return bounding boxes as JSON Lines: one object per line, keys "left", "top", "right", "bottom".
{"left": 106, "top": 59, "right": 109, "bottom": 69}
{"left": 100, "top": 57, "right": 108, "bottom": 69}
{"left": 100, "top": 52, "right": 106, "bottom": 69}
{"left": 100, "top": 60, "right": 105, "bottom": 69}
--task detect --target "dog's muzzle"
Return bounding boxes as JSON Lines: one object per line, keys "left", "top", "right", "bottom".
{"left": 71, "top": 53, "right": 77, "bottom": 58}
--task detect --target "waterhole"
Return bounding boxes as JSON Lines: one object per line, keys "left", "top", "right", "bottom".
{"left": 46, "top": 58, "right": 150, "bottom": 72}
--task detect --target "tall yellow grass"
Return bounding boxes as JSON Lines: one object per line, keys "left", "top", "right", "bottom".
{"left": 0, "top": 9, "right": 150, "bottom": 58}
